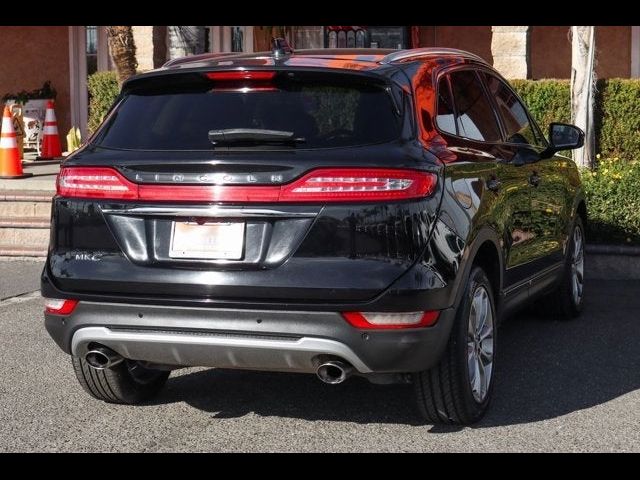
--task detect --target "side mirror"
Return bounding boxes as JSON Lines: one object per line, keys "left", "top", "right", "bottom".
{"left": 540, "top": 123, "right": 584, "bottom": 159}
{"left": 549, "top": 123, "right": 584, "bottom": 150}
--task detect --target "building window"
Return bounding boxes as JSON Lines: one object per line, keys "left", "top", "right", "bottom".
{"left": 231, "top": 27, "right": 244, "bottom": 52}
{"left": 324, "top": 27, "right": 408, "bottom": 49}
{"left": 294, "top": 26, "right": 324, "bottom": 49}
{"left": 368, "top": 26, "right": 407, "bottom": 49}
{"left": 328, "top": 31, "right": 337, "bottom": 48}
{"left": 204, "top": 26, "right": 211, "bottom": 53}
{"left": 86, "top": 26, "right": 98, "bottom": 76}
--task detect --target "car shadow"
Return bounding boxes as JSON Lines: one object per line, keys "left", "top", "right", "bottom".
{"left": 149, "top": 280, "right": 640, "bottom": 430}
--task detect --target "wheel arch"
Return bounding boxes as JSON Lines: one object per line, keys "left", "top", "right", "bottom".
{"left": 453, "top": 226, "right": 504, "bottom": 315}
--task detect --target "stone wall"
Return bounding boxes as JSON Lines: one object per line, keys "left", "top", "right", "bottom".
{"left": 491, "top": 26, "right": 529, "bottom": 79}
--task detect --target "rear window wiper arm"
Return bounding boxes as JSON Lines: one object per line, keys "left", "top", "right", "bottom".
{"left": 208, "top": 129, "right": 306, "bottom": 146}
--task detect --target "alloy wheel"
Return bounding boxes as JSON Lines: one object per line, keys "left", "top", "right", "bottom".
{"left": 466, "top": 285, "right": 494, "bottom": 403}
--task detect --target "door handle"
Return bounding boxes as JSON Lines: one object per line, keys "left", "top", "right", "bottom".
{"left": 529, "top": 173, "right": 541, "bottom": 187}
{"left": 486, "top": 177, "right": 502, "bottom": 192}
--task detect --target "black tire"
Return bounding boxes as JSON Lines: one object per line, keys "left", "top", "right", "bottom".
{"left": 544, "top": 216, "right": 585, "bottom": 320}
{"left": 414, "top": 266, "right": 497, "bottom": 424}
{"left": 72, "top": 355, "right": 169, "bottom": 404}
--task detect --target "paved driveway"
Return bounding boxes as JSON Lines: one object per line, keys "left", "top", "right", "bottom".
{"left": 0, "top": 261, "right": 638, "bottom": 452}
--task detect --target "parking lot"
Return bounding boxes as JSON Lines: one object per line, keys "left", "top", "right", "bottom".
{"left": 1, "top": 259, "right": 639, "bottom": 452}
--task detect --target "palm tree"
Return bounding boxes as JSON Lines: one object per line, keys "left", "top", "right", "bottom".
{"left": 106, "top": 26, "right": 138, "bottom": 85}
{"left": 570, "top": 26, "right": 596, "bottom": 169}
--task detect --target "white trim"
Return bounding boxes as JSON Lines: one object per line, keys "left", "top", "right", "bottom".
{"left": 632, "top": 26, "right": 640, "bottom": 78}
{"left": 97, "top": 26, "right": 110, "bottom": 71}
{"left": 222, "top": 26, "right": 232, "bottom": 52}
{"left": 244, "top": 26, "right": 254, "bottom": 53}
{"left": 210, "top": 26, "right": 222, "bottom": 52}
{"left": 68, "top": 26, "right": 89, "bottom": 139}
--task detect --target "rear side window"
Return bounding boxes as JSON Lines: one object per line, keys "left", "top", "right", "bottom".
{"left": 95, "top": 78, "right": 402, "bottom": 150}
{"left": 436, "top": 76, "right": 457, "bottom": 135}
{"left": 449, "top": 70, "right": 501, "bottom": 143}
{"left": 482, "top": 72, "right": 544, "bottom": 147}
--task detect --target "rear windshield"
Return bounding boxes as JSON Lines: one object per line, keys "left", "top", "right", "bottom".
{"left": 95, "top": 77, "right": 402, "bottom": 150}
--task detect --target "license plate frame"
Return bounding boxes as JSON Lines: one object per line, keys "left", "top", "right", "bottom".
{"left": 169, "top": 221, "right": 245, "bottom": 260}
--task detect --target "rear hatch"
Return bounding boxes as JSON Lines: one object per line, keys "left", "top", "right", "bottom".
{"left": 47, "top": 68, "right": 442, "bottom": 305}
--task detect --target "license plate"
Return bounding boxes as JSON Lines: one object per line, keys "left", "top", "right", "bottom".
{"left": 169, "top": 221, "right": 245, "bottom": 260}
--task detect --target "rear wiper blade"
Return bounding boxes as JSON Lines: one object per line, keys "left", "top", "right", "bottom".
{"left": 208, "top": 128, "right": 306, "bottom": 146}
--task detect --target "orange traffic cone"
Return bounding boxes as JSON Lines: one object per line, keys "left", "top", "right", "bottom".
{"left": 0, "top": 105, "right": 32, "bottom": 179}
{"left": 38, "top": 100, "right": 62, "bottom": 160}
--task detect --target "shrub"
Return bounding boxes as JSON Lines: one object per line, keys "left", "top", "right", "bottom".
{"left": 510, "top": 79, "right": 571, "bottom": 134}
{"left": 87, "top": 71, "right": 120, "bottom": 134}
{"left": 511, "top": 78, "right": 640, "bottom": 164}
{"left": 580, "top": 156, "right": 640, "bottom": 244}
{"left": 596, "top": 79, "right": 640, "bottom": 162}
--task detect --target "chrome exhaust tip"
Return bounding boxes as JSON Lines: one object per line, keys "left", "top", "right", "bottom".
{"left": 316, "top": 360, "right": 353, "bottom": 384}
{"left": 85, "top": 346, "right": 124, "bottom": 370}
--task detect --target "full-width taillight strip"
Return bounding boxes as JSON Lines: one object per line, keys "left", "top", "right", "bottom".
{"left": 57, "top": 167, "right": 437, "bottom": 203}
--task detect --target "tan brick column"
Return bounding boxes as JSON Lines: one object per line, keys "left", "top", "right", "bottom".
{"left": 491, "top": 26, "right": 530, "bottom": 79}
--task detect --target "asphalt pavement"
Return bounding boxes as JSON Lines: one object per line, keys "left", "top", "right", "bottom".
{"left": 0, "top": 260, "right": 639, "bottom": 452}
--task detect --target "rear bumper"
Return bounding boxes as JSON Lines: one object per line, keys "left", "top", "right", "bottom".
{"left": 45, "top": 301, "right": 456, "bottom": 374}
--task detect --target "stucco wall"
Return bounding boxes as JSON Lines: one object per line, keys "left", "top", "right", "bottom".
{"left": 530, "top": 26, "right": 571, "bottom": 79}
{"left": 595, "top": 26, "right": 631, "bottom": 78}
{"left": 418, "top": 26, "right": 493, "bottom": 64}
{"left": 0, "top": 26, "right": 70, "bottom": 138}
{"left": 530, "top": 26, "right": 630, "bottom": 79}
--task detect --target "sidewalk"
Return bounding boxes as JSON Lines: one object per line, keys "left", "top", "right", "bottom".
{"left": 0, "top": 152, "right": 59, "bottom": 194}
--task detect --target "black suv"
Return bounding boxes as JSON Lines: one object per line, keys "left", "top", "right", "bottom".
{"left": 42, "top": 47, "right": 586, "bottom": 424}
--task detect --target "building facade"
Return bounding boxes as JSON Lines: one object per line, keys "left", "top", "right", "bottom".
{"left": 1, "top": 26, "right": 638, "bottom": 141}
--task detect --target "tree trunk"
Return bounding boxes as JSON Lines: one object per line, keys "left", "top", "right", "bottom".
{"left": 570, "top": 26, "right": 596, "bottom": 169}
{"left": 106, "top": 26, "right": 138, "bottom": 85}
{"left": 152, "top": 26, "right": 167, "bottom": 68}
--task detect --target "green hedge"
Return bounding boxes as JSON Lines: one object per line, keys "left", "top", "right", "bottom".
{"left": 581, "top": 157, "right": 640, "bottom": 244}
{"left": 596, "top": 79, "right": 640, "bottom": 161}
{"left": 512, "top": 79, "right": 640, "bottom": 244}
{"left": 87, "top": 71, "right": 120, "bottom": 134}
{"left": 510, "top": 79, "right": 571, "bottom": 133}
{"left": 511, "top": 78, "right": 640, "bottom": 163}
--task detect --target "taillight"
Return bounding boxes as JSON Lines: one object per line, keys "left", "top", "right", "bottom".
{"left": 57, "top": 167, "right": 436, "bottom": 203}
{"left": 44, "top": 298, "right": 79, "bottom": 315}
{"left": 342, "top": 311, "right": 439, "bottom": 329}
{"left": 57, "top": 167, "right": 138, "bottom": 199}
{"left": 281, "top": 169, "right": 437, "bottom": 202}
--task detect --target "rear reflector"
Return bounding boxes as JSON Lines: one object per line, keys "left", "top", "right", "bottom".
{"left": 57, "top": 167, "right": 437, "bottom": 203}
{"left": 342, "top": 311, "right": 439, "bottom": 329}
{"left": 44, "top": 298, "right": 79, "bottom": 315}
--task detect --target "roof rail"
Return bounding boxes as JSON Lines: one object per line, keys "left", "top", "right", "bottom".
{"left": 380, "top": 48, "right": 488, "bottom": 65}
{"left": 162, "top": 52, "right": 238, "bottom": 68}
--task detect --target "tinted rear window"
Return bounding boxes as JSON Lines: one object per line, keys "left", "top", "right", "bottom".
{"left": 95, "top": 78, "right": 401, "bottom": 150}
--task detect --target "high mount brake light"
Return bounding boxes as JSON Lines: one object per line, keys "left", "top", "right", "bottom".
{"left": 205, "top": 71, "right": 278, "bottom": 92}
{"left": 342, "top": 311, "right": 440, "bottom": 329}
{"left": 57, "top": 167, "right": 437, "bottom": 203}
{"left": 205, "top": 71, "right": 277, "bottom": 81}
